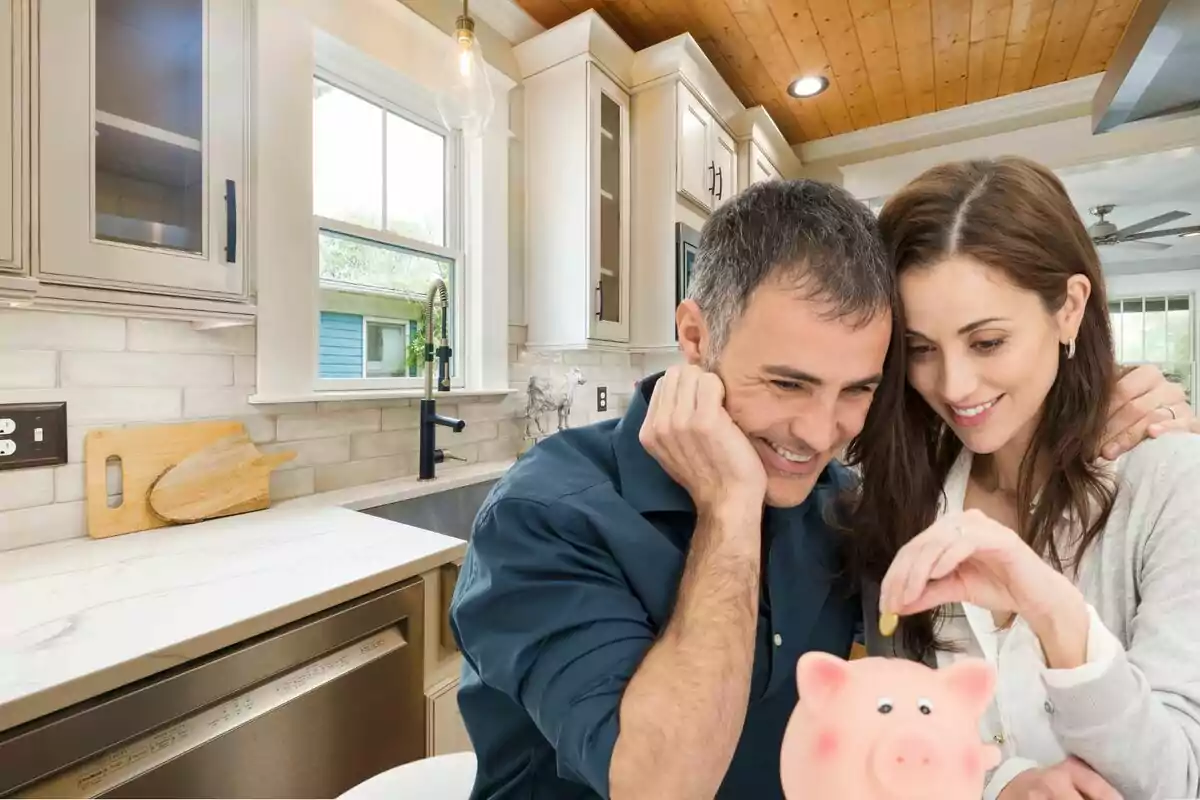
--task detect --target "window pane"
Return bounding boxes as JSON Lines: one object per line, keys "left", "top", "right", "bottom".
{"left": 94, "top": 0, "right": 204, "bottom": 254}
{"left": 313, "top": 79, "right": 383, "bottom": 228}
{"left": 598, "top": 92, "right": 621, "bottom": 325}
{"left": 1168, "top": 298, "right": 1192, "bottom": 363}
{"left": 1144, "top": 298, "right": 1167, "bottom": 362}
{"left": 365, "top": 320, "right": 411, "bottom": 378}
{"left": 1121, "top": 299, "right": 1144, "bottom": 362}
{"left": 1110, "top": 310, "right": 1122, "bottom": 361}
{"left": 386, "top": 113, "right": 445, "bottom": 245}
{"left": 317, "top": 230, "right": 453, "bottom": 381}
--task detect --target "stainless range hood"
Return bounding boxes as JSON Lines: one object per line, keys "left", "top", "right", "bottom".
{"left": 1093, "top": 0, "right": 1200, "bottom": 133}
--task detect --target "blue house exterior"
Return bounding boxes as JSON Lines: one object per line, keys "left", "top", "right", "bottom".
{"left": 318, "top": 311, "right": 420, "bottom": 379}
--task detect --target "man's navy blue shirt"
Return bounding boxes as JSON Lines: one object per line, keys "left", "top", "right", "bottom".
{"left": 450, "top": 372, "right": 861, "bottom": 799}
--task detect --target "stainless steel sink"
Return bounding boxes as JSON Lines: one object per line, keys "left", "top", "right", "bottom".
{"left": 360, "top": 479, "right": 498, "bottom": 541}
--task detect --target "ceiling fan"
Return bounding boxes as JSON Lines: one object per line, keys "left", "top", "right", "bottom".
{"left": 1087, "top": 205, "right": 1200, "bottom": 251}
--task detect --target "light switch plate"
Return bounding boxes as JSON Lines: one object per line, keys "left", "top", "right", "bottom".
{"left": 0, "top": 402, "right": 68, "bottom": 471}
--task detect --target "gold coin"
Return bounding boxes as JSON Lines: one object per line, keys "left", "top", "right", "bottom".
{"left": 878, "top": 612, "right": 899, "bottom": 637}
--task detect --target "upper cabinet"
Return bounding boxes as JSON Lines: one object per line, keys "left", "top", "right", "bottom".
{"left": 730, "top": 107, "right": 797, "bottom": 194}
{"left": 745, "top": 141, "right": 784, "bottom": 186}
{"left": 591, "top": 67, "right": 631, "bottom": 342}
{"left": 517, "top": 13, "right": 799, "bottom": 354}
{"left": 518, "top": 15, "right": 632, "bottom": 348}
{"left": 35, "top": 0, "right": 247, "bottom": 300}
{"left": 676, "top": 83, "right": 736, "bottom": 212}
{"left": 0, "top": 0, "right": 25, "bottom": 277}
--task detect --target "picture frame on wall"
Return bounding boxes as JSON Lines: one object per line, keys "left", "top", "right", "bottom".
{"left": 675, "top": 223, "right": 700, "bottom": 340}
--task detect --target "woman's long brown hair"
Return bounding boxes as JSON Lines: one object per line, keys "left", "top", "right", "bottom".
{"left": 839, "top": 157, "right": 1118, "bottom": 660}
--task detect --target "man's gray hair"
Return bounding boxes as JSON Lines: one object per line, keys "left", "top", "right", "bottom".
{"left": 687, "top": 179, "right": 893, "bottom": 357}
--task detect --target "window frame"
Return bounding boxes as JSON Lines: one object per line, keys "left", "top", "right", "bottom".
{"left": 311, "top": 64, "right": 465, "bottom": 392}
{"left": 1109, "top": 292, "right": 1195, "bottom": 402}
{"left": 250, "top": 10, "right": 513, "bottom": 407}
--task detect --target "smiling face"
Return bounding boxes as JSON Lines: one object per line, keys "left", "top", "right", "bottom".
{"left": 901, "top": 255, "right": 1088, "bottom": 456}
{"left": 678, "top": 275, "right": 892, "bottom": 508}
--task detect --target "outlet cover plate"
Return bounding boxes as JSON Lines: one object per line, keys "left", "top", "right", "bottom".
{"left": 596, "top": 386, "right": 608, "bottom": 412}
{"left": 0, "top": 402, "right": 68, "bottom": 471}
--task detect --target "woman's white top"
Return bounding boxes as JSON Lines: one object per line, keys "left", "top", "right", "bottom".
{"left": 926, "top": 437, "right": 1200, "bottom": 800}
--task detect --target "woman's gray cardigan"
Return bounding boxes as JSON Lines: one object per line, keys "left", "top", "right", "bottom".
{"left": 860, "top": 435, "right": 1200, "bottom": 800}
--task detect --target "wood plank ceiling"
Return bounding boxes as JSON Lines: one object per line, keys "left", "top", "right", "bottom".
{"left": 511, "top": 0, "right": 1142, "bottom": 145}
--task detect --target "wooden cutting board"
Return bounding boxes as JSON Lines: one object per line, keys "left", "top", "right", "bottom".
{"left": 148, "top": 434, "right": 295, "bottom": 523}
{"left": 85, "top": 420, "right": 248, "bottom": 539}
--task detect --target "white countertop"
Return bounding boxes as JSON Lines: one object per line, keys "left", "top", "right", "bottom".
{"left": 0, "top": 460, "right": 513, "bottom": 733}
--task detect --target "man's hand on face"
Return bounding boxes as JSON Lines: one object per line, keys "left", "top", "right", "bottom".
{"left": 639, "top": 365, "right": 767, "bottom": 515}
{"left": 1102, "top": 364, "right": 1199, "bottom": 460}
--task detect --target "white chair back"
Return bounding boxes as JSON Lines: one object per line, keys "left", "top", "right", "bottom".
{"left": 338, "top": 752, "right": 477, "bottom": 800}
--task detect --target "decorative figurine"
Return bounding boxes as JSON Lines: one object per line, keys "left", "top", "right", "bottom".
{"left": 523, "top": 366, "right": 587, "bottom": 440}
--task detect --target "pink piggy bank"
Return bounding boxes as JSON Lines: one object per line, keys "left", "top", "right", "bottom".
{"left": 781, "top": 652, "right": 1001, "bottom": 800}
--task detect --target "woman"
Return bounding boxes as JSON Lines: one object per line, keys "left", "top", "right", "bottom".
{"left": 847, "top": 157, "right": 1200, "bottom": 800}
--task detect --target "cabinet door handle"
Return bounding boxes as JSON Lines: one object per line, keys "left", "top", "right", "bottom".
{"left": 716, "top": 168, "right": 723, "bottom": 200}
{"left": 224, "top": 179, "right": 237, "bottom": 263}
{"left": 595, "top": 282, "right": 603, "bottom": 319}
{"left": 708, "top": 162, "right": 716, "bottom": 194}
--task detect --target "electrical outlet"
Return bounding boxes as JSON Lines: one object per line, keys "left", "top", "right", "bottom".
{"left": 597, "top": 386, "right": 608, "bottom": 413}
{"left": 0, "top": 402, "right": 68, "bottom": 471}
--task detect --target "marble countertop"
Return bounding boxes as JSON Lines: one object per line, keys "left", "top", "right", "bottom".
{"left": 0, "top": 460, "right": 513, "bottom": 733}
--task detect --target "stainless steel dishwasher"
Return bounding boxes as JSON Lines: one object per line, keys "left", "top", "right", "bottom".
{"left": 0, "top": 579, "right": 426, "bottom": 798}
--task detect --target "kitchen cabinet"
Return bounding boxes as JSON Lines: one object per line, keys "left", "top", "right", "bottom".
{"left": 745, "top": 140, "right": 783, "bottom": 187}
{"left": 730, "top": 107, "right": 798, "bottom": 194}
{"left": 35, "top": 0, "right": 247, "bottom": 300}
{"left": 0, "top": 0, "right": 25, "bottom": 275}
{"left": 521, "top": 44, "right": 631, "bottom": 347}
{"left": 676, "top": 82, "right": 736, "bottom": 212}
{"left": 426, "top": 675, "right": 473, "bottom": 756}
{"left": 630, "top": 73, "right": 740, "bottom": 352}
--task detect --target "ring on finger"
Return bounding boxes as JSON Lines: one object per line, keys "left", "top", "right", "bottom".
{"left": 1160, "top": 404, "right": 1178, "bottom": 421}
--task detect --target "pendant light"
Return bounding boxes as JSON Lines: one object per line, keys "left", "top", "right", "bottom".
{"left": 436, "top": 0, "right": 495, "bottom": 138}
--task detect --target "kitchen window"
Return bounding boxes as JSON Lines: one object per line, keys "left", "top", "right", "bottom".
{"left": 1109, "top": 294, "right": 1194, "bottom": 402}
{"left": 251, "top": 9, "right": 512, "bottom": 406}
{"left": 313, "top": 75, "right": 461, "bottom": 390}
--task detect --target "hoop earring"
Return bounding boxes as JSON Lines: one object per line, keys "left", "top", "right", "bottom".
{"left": 1065, "top": 339, "right": 1076, "bottom": 360}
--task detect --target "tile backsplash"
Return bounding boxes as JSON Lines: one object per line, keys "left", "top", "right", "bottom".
{"left": 0, "top": 309, "right": 652, "bottom": 552}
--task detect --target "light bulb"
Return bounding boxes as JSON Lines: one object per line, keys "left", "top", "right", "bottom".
{"left": 458, "top": 39, "right": 472, "bottom": 78}
{"left": 787, "top": 75, "right": 830, "bottom": 98}
{"left": 436, "top": 15, "right": 494, "bottom": 138}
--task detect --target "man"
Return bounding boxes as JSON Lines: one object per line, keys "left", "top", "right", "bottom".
{"left": 450, "top": 180, "right": 1192, "bottom": 799}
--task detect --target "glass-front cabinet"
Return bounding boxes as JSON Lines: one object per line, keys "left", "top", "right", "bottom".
{"left": 36, "top": 0, "right": 247, "bottom": 298}
{"left": 589, "top": 63, "right": 629, "bottom": 342}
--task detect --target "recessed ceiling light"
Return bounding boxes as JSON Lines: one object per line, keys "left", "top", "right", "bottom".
{"left": 787, "top": 75, "right": 829, "bottom": 98}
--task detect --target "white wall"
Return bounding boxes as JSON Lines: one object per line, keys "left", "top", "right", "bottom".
{"left": 1105, "top": 265, "right": 1200, "bottom": 297}
{"left": 508, "top": 87, "right": 526, "bottom": 326}
{"left": 826, "top": 111, "right": 1200, "bottom": 202}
